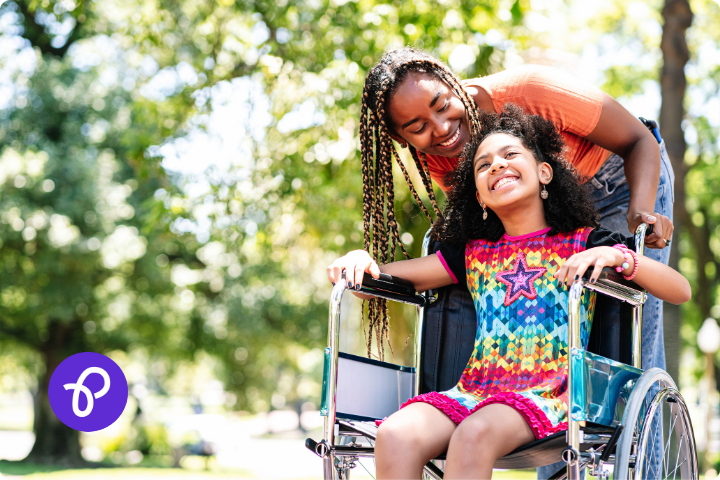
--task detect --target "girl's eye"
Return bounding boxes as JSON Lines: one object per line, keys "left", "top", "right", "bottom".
{"left": 477, "top": 163, "right": 490, "bottom": 171}
{"left": 439, "top": 99, "right": 449, "bottom": 112}
{"left": 412, "top": 123, "right": 426, "bottom": 134}
{"left": 506, "top": 151, "right": 518, "bottom": 158}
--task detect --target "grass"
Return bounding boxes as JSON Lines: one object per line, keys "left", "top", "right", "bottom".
{"left": 0, "top": 460, "right": 538, "bottom": 479}
{"left": 0, "top": 460, "right": 254, "bottom": 479}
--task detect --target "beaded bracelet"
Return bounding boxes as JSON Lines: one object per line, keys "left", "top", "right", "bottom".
{"left": 612, "top": 244, "right": 639, "bottom": 281}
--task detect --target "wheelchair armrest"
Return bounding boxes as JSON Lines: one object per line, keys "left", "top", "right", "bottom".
{"left": 581, "top": 267, "right": 645, "bottom": 306}
{"left": 582, "top": 267, "right": 642, "bottom": 291}
{"left": 357, "top": 272, "right": 427, "bottom": 307}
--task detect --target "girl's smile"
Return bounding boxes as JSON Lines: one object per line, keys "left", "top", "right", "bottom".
{"left": 492, "top": 174, "right": 519, "bottom": 191}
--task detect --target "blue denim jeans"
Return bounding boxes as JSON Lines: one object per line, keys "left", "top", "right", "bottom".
{"left": 537, "top": 141, "right": 675, "bottom": 480}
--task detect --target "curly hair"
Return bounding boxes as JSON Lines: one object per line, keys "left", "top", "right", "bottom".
{"left": 433, "top": 104, "right": 600, "bottom": 246}
{"left": 359, "top": 48, "right": 481, "bottom": 360}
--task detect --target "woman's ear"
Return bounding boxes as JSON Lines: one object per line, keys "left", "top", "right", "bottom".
{"left": 475, "top": 190, "right": 484, "bottom": 207}
{"left": 389, "top": 132, "right": 407, "bottom": 148}
{"left": 538, "top": 162, "right": 554, "bottom": 185}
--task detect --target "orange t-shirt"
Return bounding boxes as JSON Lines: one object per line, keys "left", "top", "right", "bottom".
{"left": 426, "top": 65, "right": 611, "bottom": 191}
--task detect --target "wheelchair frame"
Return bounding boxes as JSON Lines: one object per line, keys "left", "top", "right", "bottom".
{"left": 307, "top": 224, "right": 697, "bottom": 480}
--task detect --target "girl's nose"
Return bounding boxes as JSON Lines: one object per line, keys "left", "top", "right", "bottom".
{"left": 489, "top": 158, "right": 508, "bottom": 174}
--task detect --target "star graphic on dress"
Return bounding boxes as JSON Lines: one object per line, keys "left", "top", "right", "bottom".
{"left": 495, "top": 251, "right": 547, "bottom": 306}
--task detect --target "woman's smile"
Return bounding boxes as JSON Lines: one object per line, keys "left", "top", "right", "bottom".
{"left": 437, "top": 124, "right": 461, "bottom": 148}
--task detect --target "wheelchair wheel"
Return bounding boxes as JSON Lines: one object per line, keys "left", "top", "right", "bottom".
{"left": 614, "top": 368, "right": 698, "bottom": 480}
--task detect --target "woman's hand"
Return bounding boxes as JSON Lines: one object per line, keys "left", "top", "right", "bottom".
{"left": 627, "top": 211, "right": 674, "bottom": 249}
{"left": 327, "top": 250, "right": 381, "bottom": 290}
{"left": 553, "top": 247, "right": 628, "bottom": 286}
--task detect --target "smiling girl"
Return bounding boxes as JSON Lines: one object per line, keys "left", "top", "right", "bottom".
{"left": 330, "top": 106, "right": 689, "bottom": 479}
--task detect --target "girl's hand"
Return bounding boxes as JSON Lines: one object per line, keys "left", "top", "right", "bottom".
{"left": 327, "top": 250, "right": 381, "bottom": 290}
{"left": 553, "top": 247, "right": 627, "bottom": 286}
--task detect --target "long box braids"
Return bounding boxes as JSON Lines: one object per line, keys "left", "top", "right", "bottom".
{"left": 358, "top": 48, "right": 481, "bottom": 360}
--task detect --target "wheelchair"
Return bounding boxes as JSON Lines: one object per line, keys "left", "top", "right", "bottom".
{"left": 306, "top": 224, "right": 697, "bottom": 480}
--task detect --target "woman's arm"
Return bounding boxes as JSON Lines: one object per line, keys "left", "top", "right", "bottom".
{"left": 584, "top": 94, "right": 673, "bottom": 249}
{"left": 327, "top": 250, "right": 455, "bottom": 298}
{"left": 466, "top": 67, "right": 673, "bottom": 249}
{"left": 554, "top": 246, "right": 691, "bottom": 305}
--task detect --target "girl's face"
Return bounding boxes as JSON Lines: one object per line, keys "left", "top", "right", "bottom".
{"left": 473, "top": 133, "right": 553, "bottom": 213}
{"left": 387, "top": 72, "right": 470, "bottom": 158}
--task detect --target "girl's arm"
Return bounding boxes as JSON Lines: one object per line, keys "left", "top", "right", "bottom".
{"left": 554, "top": 247, "right": 691, "bottom": 305}
{"left": 327, "top": 250, "right": 455, "bottom": 298}
{"left": 584, "top": 93, "right": 673, "bottom": 249}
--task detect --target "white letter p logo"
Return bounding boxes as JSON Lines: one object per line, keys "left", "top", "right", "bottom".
{"left": 63, "top": 367, "right": 111, "bottom": 417}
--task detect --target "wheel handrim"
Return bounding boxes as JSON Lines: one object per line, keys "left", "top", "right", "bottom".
{"left": 633, "top": 388, "right": 698, "bottom": 480}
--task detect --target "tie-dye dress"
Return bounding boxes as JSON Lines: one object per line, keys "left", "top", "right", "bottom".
{"left": 403, "top": 227, "right": 599, "bottom": 440}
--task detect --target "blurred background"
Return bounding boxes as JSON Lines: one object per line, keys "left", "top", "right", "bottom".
{"left": 0, "top": 0, "right": 719, "bottom": 478}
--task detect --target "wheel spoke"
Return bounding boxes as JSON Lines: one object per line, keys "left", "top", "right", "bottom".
{"left": 672, "top": 433, "right": 684, "bottom": 480}
{"left": 664, "top": 410, "right": 678, "bottom": 476}
{"left": 670, "top": 456, "right": 687, "bottom": 480}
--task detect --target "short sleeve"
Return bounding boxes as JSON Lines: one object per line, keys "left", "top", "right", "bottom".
{"left": 586, "top": 227, "right": 635, "bottom": 250}
{"left": 435, "top": 242, "right": 465, "bottom": 285}
{"left": 475, "top": 65, "right": 604, "bottom": 137}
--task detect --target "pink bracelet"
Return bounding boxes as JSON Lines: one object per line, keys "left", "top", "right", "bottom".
{"left": 612, "top": 244, "right": 639, "bottom": 281}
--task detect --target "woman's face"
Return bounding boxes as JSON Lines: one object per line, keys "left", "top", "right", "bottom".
{"left": 473, "top": 133, "right": 552, "bottom": 213}
{"left": 387, "top": 72, "right": 471, "bottom": 158}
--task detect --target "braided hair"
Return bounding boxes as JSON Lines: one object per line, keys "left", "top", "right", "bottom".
{"left": 433, "top": 104, "right": 600, "bottom": 246}
{"left": 359, "top": 48, "right": 481, "bottom": 360}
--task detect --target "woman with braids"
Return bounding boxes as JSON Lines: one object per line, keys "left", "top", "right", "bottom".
{"left": 328, "top": 106, "right": 689, "bottom": 479}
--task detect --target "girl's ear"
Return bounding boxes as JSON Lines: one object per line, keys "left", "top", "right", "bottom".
{"left": 538, "top": 162, "right": 554, "bottom": 185}
{"left": 475, "top": 190, "right": 484, "bottom": 207}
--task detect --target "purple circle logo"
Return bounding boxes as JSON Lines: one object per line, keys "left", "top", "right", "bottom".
{"left": 49, "top": 352, "right": 128, "bottom": 432}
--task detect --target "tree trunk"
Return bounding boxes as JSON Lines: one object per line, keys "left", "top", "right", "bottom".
{"left": 659, "top": 0, "right": 693, "bottom": 384}
{"left": 26, "top": 320, "right": 86, "bottom": 465}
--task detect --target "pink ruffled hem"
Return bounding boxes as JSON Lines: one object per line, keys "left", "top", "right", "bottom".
{"left": 374, "top": 392, "right": 470, "bottom": 427}
{"left": 468, "top": 391, "right": 567, "bottom": 440}
{"left": 376, "top": 391, "right": 566, "bottom": 440}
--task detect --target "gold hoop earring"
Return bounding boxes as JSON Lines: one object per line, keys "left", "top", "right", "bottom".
{"left": 540, "top": 184, "right": 548, "bottom": 200}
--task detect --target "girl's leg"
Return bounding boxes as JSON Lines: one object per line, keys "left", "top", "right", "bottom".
{"left": 444, "top": 403, "right": 535, "bottom": 480}
{"left": 375, "top": 402, "right": 456, "bottom": 479}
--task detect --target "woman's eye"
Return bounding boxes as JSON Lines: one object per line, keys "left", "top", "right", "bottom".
{"left": 412, "top": 124, "right": 426, "bottom": 134}
{"left": 477, "top": 163, "right": 490, "bottom": 171}
{"left": 506, "top": 151, "right": 518, "bottom": 158}
{"left": 440, "top": 99, "right": 449, "bottom": 112}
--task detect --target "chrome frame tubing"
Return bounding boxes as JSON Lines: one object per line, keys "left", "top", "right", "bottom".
{"left": 566, "top": 223, "right": 650, "bottom": 479}
{"left": 324, "top": 278, "right": 347, "bottom": 479}
{"left": 567, "top": 280, "right": 583, "bottom": 480}
{"left": 414, "top": 230, "right": 434, "bottom": 397}
{"left": 631, "top": 223, "right": 648, "bottom": 370}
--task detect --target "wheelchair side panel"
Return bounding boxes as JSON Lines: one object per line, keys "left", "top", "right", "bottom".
{"left": 569, "top": 349, "right": 642, "bottom": 427}
{"left": 322, "top": 352, "right": 415, "bottom": 421}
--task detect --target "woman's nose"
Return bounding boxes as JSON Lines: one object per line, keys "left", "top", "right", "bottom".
{"left": 431, "top": 116, "right": 452, "bottom": 137}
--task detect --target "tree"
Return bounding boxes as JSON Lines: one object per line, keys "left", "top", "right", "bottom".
{"left": 0, "top": 0, "right": 207, "bottom": 462}
{"left": 659, "top": 0, "right": 693, "bottom": 385}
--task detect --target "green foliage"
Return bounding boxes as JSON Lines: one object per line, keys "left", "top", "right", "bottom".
{"left": 4, "top": 0, "right": 720, "bottom": 463}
